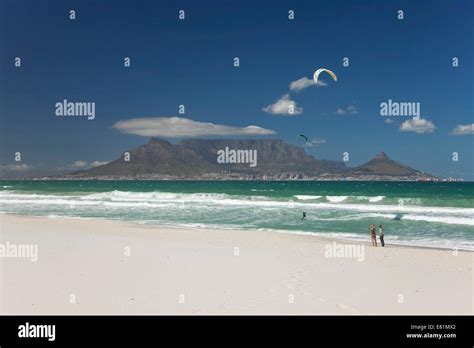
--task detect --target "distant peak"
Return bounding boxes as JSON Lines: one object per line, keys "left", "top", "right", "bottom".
{"left": 374, "top": 151, "right": 389, "bottom": 160}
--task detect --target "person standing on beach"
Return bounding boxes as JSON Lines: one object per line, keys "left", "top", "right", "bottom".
{"left": 379, "top": 224, "right": 385, "bottom": 247}
{"left": 370, "top": 224, "right": 377, "bottom": 246}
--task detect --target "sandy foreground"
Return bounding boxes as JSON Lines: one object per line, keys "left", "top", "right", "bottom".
{"left": 0, "top": 214, "right": 472, "bottom": 315}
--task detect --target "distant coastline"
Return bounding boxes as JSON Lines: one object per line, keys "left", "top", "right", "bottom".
{"left": 5, "top": 138, "right": 464, "bottom": 182}
{"left": 2, "top": 139, "right": 467, "bottom": 181}
{"left": 18, "top": 175, "right": 463, "bottom": 182}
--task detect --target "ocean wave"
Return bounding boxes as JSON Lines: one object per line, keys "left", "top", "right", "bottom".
{"left": 397, "top": 197, "right": 422, "bottom": 205}
{"left": 355, "top": 195, "right": 385, "bottom": 202}
{"left": 308, "top": 213, "right": 397, "bottom": 221}
{"left": 302, "top": 212, "right": 474, "bottom": 225}
{"left": 294, "top": 195, "right": 322, "bottom": 200}
{"left": 2, "top": 189, "right": 474, "bottom": 225}
{"left": 83, "top": 190, "right": 249, "bottom": 203}
{"left": 308, "top": 202, "right": 474, "bottom": 217}
{"left": 401, "top": 214, "right": 474, "bottom": 226}
{"left": 295, "top": 195, "right": 385, "bottom": 203}
{"left": 85, "top": 190, "right": 184, "bottom": 201}
{"left": 326, "top": 196, "right": 348, "bottom": 203}
{"left": 0, "top": 198, "right": 103, "bottom": 206}
{"left": 102, "top": 201, "right": 176, "bottom": 208}
{"left": 0, "top": 192, "right": 73, "bottom": 199}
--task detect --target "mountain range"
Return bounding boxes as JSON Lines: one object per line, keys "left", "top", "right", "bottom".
{"left": 66, "top": 138, "right": 431, "bottom": 180}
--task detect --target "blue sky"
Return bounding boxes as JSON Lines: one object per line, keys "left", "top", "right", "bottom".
{"left": 0, "top": 0, "right": 473, "bottom": 179}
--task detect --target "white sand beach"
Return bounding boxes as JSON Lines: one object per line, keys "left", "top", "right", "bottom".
{"left": 0, "top": 214, "right": 472, "bottom": 315}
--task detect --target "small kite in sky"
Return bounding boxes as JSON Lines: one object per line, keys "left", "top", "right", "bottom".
{"left": 298, "top": 134, "right": 309, "bottom": 144}
{"left": 313, "top": 68, "right": 337, "bottom": 84}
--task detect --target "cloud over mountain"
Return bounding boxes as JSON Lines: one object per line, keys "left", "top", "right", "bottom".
{"left": 113, "top": 117, "right": 276, "bottom": 138}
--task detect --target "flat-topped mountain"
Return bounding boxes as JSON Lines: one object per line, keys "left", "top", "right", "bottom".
{"left": 72, "top": 138, "right": 346, "bottom": 178}
{"left": 180, "top": 139, "right": 346, "bottom": 174}
{"left": 67, "top": 139, "right": 431, "bottom": 179}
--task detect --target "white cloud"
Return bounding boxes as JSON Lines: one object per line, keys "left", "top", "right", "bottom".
{"left": 56, "top": 160, "right": 109, "bottom": 172}
{"left": 63, "top": 160, "right": 110, "bottom": 170}
{"left": 113, "top": 117, "right": 276, "bottom": 138}
{"left": 70, "top": 160, "right": 88, "bottom": 168}
{"left": 0, "top": 164, "right": 32, "bottom": 172}
{"left": 400, "top": 117, "right": 435, "bottom": 134}
{"left": 450, "top": 124, "right": 474, "bottom": 136}
{"left": 91, "top": 160, "right": 110, "bottom": 167}
{"left": 262, "top": 94, "right": 303, "bottom": 115}
{"left": 384, "top": 118, "right": 394, "bottom": 124}
{"left": 305, "top": 138, "right": 327, "bottom": 147}
{"left": 335, "top": 105, "right": 358, "bottom": 115}
{"left": 289, "top": 77, "right": 327, "bottom": 92}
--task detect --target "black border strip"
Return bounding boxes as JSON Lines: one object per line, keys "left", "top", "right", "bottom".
{"left": 0, "top": 315, "right": 472, "bottom": 346}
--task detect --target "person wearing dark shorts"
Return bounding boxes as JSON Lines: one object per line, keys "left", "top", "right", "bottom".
{"left": 379, "top": 224, "right": 385, "bottom": 247}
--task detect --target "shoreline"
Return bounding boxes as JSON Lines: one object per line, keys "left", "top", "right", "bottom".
{"left": 1, "top": 214, "right": 472, "bottom": 315}
{"left": 1, "top": 212, "right": 472, "bottom": 253}
{"left": 2, "top": 177, "right": 466, "bottom": 182}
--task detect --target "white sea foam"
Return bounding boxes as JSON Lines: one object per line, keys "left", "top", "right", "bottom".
{"left": 401, "top": 214, "right": 474, "bottom": 226}
{"left": 326, "top": 196, "right": 348, "bottom": 203}
{"left": 102, "top": 201, "right": 174, "bottom": 208}
{"left": 1, "top": 191, "right": 474, "bottom": 226}
{"left": 83, "top": 190, "right": 236, "bottom": 203}
{"left": 397, "top": 197, "right": 422, "bottom": 205}
{"left": 309, "top": 213, "right": 397, "bottom": 221}
{"left": 355, "top": 195, "right": 385, "bottom": 202}
{"left": 294, "top": 195, "right": 322, "bottom": 200}
{"left": 0, "top": 198, "right": 102, "bottom": 206}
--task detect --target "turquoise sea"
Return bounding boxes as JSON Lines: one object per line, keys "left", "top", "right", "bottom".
{"left": 1, "top": 180, "right": 473, "bottom": 250}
